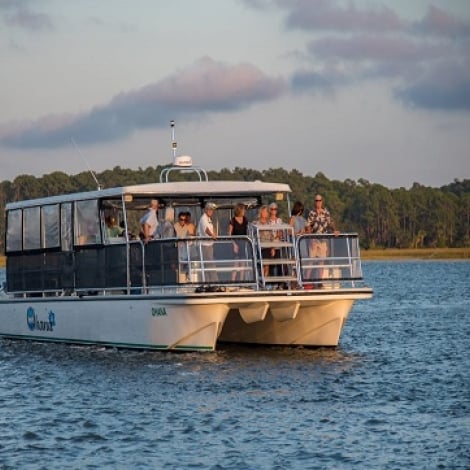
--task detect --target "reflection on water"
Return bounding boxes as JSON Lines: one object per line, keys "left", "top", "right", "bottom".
{"left": 0, "top": 262, "right": 469, "bottom": 469}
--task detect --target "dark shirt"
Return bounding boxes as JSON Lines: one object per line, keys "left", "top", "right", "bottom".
{"left": 230, "top": 216, "right": 248, "bottom": 236}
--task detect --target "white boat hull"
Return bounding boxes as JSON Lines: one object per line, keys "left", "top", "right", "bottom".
{"left": 219, "top": 298, "right": 355, "bottom": 346}
{"left": 0, "top": 297, "right": 230, "bottom": 351}
{"left": 0, "top": 289, "right": 372, "bottom": 350}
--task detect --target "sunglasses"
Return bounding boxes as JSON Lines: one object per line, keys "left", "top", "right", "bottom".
{"left": 315, "top": 199, "right": 322, "bottom": 202}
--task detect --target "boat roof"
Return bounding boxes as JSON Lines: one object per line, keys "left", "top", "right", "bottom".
{"left": 6, "top": 179, "right": 292, "bottom": 210}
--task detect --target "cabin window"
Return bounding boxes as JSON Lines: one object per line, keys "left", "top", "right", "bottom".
{"left": 61, "top": 203, "right": 73, "bottom": 251}
{"left": 23, "top": 206, "right": 41, "bottom": 250}
{"left": 6, "top": 209, "right": 22, "bottom": 252}
{"left": 74, "top": 200, "right": 101, "bottom": 245}
{"left": 41, "top": 204, "right": 60, "bottom": 249}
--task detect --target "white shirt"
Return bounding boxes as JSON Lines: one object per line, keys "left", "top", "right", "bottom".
{"left": 140, "top": 208, "right": 159, "bottom": 238}
{"left": 197, "top": 212, "right": 215, "bottom": 245}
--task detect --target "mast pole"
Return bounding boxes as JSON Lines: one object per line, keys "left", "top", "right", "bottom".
{"left": 170, "top": 120, "right": 177, "bottom": 161}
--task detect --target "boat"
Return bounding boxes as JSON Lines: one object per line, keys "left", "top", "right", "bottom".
{"left": 0, "top": 124, "right": 372, "bottom": 351}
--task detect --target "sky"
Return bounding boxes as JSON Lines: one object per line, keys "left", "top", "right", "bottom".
{"left": 1, "top": 0, "right": 469, "bottom": 189}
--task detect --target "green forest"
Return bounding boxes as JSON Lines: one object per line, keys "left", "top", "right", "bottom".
{"left": 1, "top": 165, "right": 469, "bottom": 253}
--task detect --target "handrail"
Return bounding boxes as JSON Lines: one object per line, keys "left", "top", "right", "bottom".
{"left": 159, "top": 165, "right": 209, "bottom": 183}
{"left": 5, "top": 233, "right": 366, "bottom": 296}
{"left": 295, "top": 233, "right": 364, "bottom": 286}
{"left": 141, "top": 235, "right": 258, "bottom": 289}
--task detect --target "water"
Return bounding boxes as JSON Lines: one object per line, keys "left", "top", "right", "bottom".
{"left": 0, "top": 261, "right": 469, "bottom": 469}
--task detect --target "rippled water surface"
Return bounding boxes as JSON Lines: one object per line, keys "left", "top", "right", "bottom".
{"left": 0, "top": 262, "right": 469, "bottom": 469}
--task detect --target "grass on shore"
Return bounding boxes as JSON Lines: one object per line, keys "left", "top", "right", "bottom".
{"left": 0, "top": 247, "right": 469, "bottom": 267}
{"left": 361, "top": 247, "right": 470, "bottom": 260}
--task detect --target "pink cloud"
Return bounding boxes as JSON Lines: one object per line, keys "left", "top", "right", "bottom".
{"left": 116, "top": 57, "right": 285, "bottom": 108}
{"left": 0, "top": 57, "right": 286, "bottom": 149}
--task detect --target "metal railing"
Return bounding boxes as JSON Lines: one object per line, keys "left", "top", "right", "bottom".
{"left": 109, "top": 236, "right": 259, "bottom": 293}
{"left": 6, "top": 233, "right": 365, "bottom": 296}
{"left": 295, "top": 233, "right": 364, "bottom": 288}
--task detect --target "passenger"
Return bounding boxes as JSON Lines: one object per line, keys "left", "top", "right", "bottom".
{"left": 268, "top": 202, "right": 283, "bottom": 277}
{"left": 307, "top": 194, "right": 339, "bottom": 282}
{"left": 139, "top": 199, "right": 159, "bottom": 243}
{"left": 152, "top": 207, "right": 177, "bottom": 280}
{"left": 106, "top": 215, "right": 123, "bottom": 237}
{"left": 196, "top": 202, "right": 218, "bottom": 283}
{"left": 252, "top": 205, "right": 273, "bottom": 277}
{"left": 183, "top": 211, "right": 196, "bottom": 236}
{"left": 268, "top": 202, "right": 283, "bottom": 226}
{"left": 174, "top": 211, "right": 191, "bottom": 238}
{"left": 228, "top": 203, "right": 248, "bottom": 281}
{"left": 174, "top": 211, "right": 194, "bottom": 282}
{"left": 289, "top": 201, "right": 309, "bottom": 257}
{"left": 156, "top": 207, "right": 176, "bottom": 238}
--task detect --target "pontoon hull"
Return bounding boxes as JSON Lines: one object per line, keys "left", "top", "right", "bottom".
{"left": 0, "top": 297, "right": 229, "bottom": 351}
{"left": 0, "top": 289, "right": 371, "bottom": 350}
{"left": 220, "top": 298, "right": 355, "bottom": 346}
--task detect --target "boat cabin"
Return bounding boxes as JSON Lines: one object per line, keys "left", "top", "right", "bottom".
{"left": 4, "top": 178, "right": 292, "bottom": 295}
{"left": 4, "top": 163, "right": 365, "bottom": 298}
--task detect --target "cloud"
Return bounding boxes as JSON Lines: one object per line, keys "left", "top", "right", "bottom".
{"left": 395, "top": 59, "right": 470, "bottom": 111}
{"left": 275, "top": 0, "right": 470, "bottom": 38}
{"left": 307, "top": 34, "right": 449, "bottom": 63}
{"left": 277, "top": 0, "right": 405, "bottom": 33}
{"left": 413, "top": 5, "right": 470, "bottom": 38}
{"left": 237, "top": 0, "right": 272, "bottom": 10}
{"left": 261, "top": 0, "right": 470, "bottom": 112}
{"left": 0, "top": 57, "right": 287, "bottom": 149}
{"left": 0, "top": 0, "right": 54, "bottom": 32}
{"left": 291, "top": 67, "right": 349, "bottom": 93}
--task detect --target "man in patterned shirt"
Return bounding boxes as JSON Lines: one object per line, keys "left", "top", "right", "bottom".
{"left": 307, "top": 194, "right": 339, "bottom": 282}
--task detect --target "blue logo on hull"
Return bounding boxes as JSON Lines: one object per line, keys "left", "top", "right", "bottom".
{"left": 26, "top": 307, "right": 56, "bottom": 332}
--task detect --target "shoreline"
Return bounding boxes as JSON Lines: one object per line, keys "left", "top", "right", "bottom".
{"left": 361, "top": 247, "right": 470, "bottom": 260}
{"left": 1, "top": 247, "right": 469, "bottom": 268}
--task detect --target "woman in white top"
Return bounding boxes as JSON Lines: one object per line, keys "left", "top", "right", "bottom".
{"left": 196, "top": 202, "right": 218, "bottom": 282}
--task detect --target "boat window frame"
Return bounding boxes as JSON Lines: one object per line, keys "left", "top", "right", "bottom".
{"left": 41, "top": 203, "right": 61, "bottom": 249}
{"left": 23, "top": 206, "right": 41, "bottom": 251}
{"left": 61, "top": 202, "right": 73, "bottom": 251}
{"left": 5, "top": 208, "right": 23, "bottom": 253}
{"left": 74, "top": 199, "right": 102, "bottom": 246}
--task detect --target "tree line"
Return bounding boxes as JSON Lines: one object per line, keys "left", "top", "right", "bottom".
{"left": 1, "top": 165, "right": 469, "bottom": 253}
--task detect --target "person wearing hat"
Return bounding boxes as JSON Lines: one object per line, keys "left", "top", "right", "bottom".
{"left": 196, "top": 202, "right": 218, "bottom": 282}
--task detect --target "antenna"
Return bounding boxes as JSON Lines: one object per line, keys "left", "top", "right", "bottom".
{"left": 71, "top": 137, "right": 102, "bottom": 191}
{"left": 159, "top": 120, "right": 206, "bottom": 182}
{"left": 170, "top": 120, "right": 177, "bottom": 160}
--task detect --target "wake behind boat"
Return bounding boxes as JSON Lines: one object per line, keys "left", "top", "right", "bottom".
{"left": 0, "top": 124, "right": 372, "bottom": 351}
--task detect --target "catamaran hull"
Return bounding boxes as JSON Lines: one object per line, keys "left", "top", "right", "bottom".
{"left": 0, "top": 289, "right": 371, "bottom": 350}
{"left": 219, "top": 298, "right": 356, "bottom": 346}
{"left": 0, "top": 297, "right": 230, "bottom": 351}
